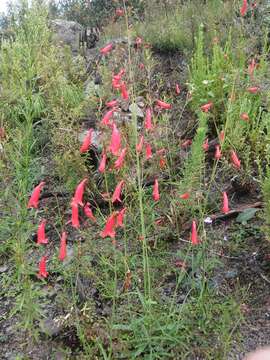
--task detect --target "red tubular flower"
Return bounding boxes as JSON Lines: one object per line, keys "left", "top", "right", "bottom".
{"left": 112, "top": 180, "right": 124, "bottom": 203}
{"left": 144, "top": 108, "right": 153, "bottom": 131}
{"left": 120, "top": 82, "right": 129, "bottom": 100}
{"left": 156, "top": 99, "right": 171, "bottom": 110}
{"left": 191, "top": 220, "right": 199, "bottom": 245}
{"left": 37, "top": 219, "right": 48, "bottom": 245}
{"left": 240, "top": 0, "right": 248, "bottom": 16}
{"left": 0, "top": 127, "right": 5, "bottom": 139}
{"left": 159, "top": 157, "right": 166, "bottom": 169}
{"left": 181, "top": 139, "right": 192, "bottom": 148}
{"left": 219, "top": 130, "right": 225, "bottom": 143}
{"left": 109, "top": 123, "right": 121, "bottom": 156}
{"left": 38, "top": 256, "right": 48, "bottom": 279}
{"left": 153, "top": 179, "right": 160, "bottom": 202}
{"left": 135, "top": 36, "right": 143, "bottom": 47}
{"left": 27, "top": 181, "right": 45, "bottom": 209}
{"left": 215, "top": 145, "right": 222, "bottom": 160}
{"left": 247, "top": 86, "right": 259, "bottom": 94}
{"left": 112, "top": 69, "right": 125, "bottom": 89}
{"left": 230, "top": 150, "right": 241, "bottom": 169}
{"left": 175, "top": 83, "right": 181, "bottom": 95}
{"left": 157, "top": 147, "right": 166, "bottom": 155}
{"left": 106, "top": 100, "right": 118, "bottom": 108}
{"left": 240, "top": 112, "right": 249, "bottom": 121}
{"left": 71, "top": 198, "right": 80, "bottom": 228}
{"left": 248, "top": 58, "right": 256, "bottom": 78}
{"left": 222, "top": 192, "right": 229, "bottom": 214}
{"left": 145, "top": 143, "right": 153, "bottom": 159}
{"left": 59, "top": 231, "right": 67, "bottom": 261}
{"left": 100, "top": 43, "right": 113, "bottom": 55}
{"left": 100, "top": 213, "right": 117, "bottom": 239}
{"left": 114, "top": 148, "right": 127, "bottom": 170}
{"left": 99, "top": 152, "right": 107, "bottom": 173}
{"left": 116, "top": 8, "right": 124, "bottom": 16}
{"left": 202, "top": 138, "right": 209, "bottom": 151}
{"left": 116, "top": 208, "right": 126, "bottom": 228}
{"left": 200, "top": 102, "right": 213, "bottom": 112}
{"left": 101, "top": 109, "right": 115, "bottom": 126}
{"left": 180, "top": 193, "right": 190, "bottom": 200}
{"left": 74, "top": 178, "right": 88, "bottom": 206}
{"left": 118, "top": 68, "right": 126, "bottom": 77}
{"left": 136, "top": 135, "right": 144, "bottom": 154}
{"left": 84, "top": 202, "right": 96, "bottom": 222}
{"left": 112, "top": 76, "right": 121, "bottom": 89}
{"left": 80, "top": 129, "right": 93, "bottom": 153}
{"left": 139, "top": 63, "right": 145, "bottom": 70}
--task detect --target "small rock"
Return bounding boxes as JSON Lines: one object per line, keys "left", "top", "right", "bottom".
{"left": 84, "top": 79, "right": 101, "bottom": 97}
{"left": 225, "top": 269, "right": 239, "bottom": 279}
{"left": 55, "top": 351, "right": 68, "bottom": 360}
{"left": 137, "top": 101, "right": 145, "bottom": 108}
{"left": 50, "top": 19, "right": 82, "bottom": 55}
{"left": 40, "top": 318, "right": 64, "bottom": 337}
{"left": 120, "top": 101, "right": 130, "bottom": 112}
{"left": 0, "top": 265, "right": 8, "bottom": 273}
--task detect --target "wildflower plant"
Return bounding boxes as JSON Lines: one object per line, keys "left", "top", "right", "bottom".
{"left": 1, "top": 1, "right": 269, "bottom": 358}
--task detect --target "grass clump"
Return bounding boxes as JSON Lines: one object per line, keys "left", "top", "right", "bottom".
{"left": 136, "top": 0, "right": 237, "bottom": 53}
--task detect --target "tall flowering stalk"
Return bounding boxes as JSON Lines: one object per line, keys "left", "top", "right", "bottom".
{"left": 122, "top": 6, "right": 151, "bottom": 299}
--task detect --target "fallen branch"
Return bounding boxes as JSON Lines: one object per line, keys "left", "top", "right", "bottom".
{"left": 210, "top": 202, "right": 263, "bottom": 221}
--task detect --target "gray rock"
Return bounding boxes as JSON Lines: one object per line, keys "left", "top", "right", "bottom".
{"left": 50, "top": 19, "right": 82, "bottom": 55}
{"left": 84, "top": 79, "right": 101, "bottom": 97}
{"left": 40, "top": 318, "right": 64, "bottom": 337}
{"left": 137, "top": 101, "right": 145, "bottom": 108}
{"left": 0, "top": 265, "right": 8, "bottom": 273}
{"left": 225, "top": 269, "right": 239, "bottom": 279}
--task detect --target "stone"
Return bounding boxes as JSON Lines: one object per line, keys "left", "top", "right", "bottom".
{"left": 50, "top": 19, "right": 83, "bottom": 55}
{"left": 40, "top": 318, "right": 64, "bottom": 337}
{"left": 0, "top": 265, "right": 8, "bottom": 273}
{"left": 225, "top": 269, "right": 239, "bottom": 279}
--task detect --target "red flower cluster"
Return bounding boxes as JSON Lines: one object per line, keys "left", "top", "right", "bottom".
{"left": 29, "top": 28, "right": 254, "bottom": 279}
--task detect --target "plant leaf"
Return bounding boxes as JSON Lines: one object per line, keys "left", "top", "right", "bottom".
{"left": 236, "top": 208, "right": 259, "bottom": 224}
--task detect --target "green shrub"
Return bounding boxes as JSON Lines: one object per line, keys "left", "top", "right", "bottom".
{"left": 136, "top": 0, "right": 237, "bottom": 53}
